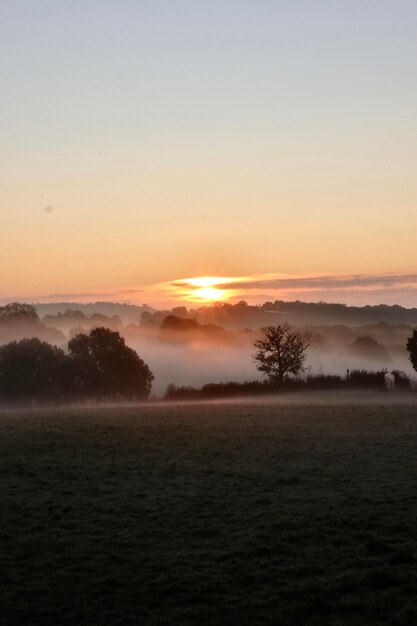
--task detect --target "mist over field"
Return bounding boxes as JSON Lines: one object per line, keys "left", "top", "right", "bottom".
{"left": 128, "top": 339, "right": 256, "bottom": 396}
{"left": 1, "top": 300, "right": 415, "bottom": 397}
{"left": 126, "top": 336, "right": 415, "bottom": 396}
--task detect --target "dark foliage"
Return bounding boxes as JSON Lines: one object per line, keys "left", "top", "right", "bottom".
{"left": 164, "top": 371, "right": 387, "bottom": 401}
{"left": 391, "top": 370, "right": 410, "bottom": 388}
{"left": 407, "top": 330, "right": 417, "bottom": 372}
{"left": 0, "top": 328, "right": 153, "bottom": 405}
{"left": 68, "top": 327, "right": 153, "bottom": 401}
{"left": 0, "top": 338, "right": 67, "bottom": 404}
{"left": 348, "top": 369, "right": 388, "bottom": 387}
{"left": 306, "top": 374, "right": 346, "bottom": 389}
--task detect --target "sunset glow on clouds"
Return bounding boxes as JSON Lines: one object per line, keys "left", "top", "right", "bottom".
{"left": 6, "top": 272, "right": 417, "bottom": 309}
{"left": 158, "top": 273, "right": 417, "bottom": 307}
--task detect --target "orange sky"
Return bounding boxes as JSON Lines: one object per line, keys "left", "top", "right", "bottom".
{"left": 1, "top": 2, "right": 417, "bottom": 307}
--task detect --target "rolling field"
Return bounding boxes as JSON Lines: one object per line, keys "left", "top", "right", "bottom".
{"left": 2, "top": 394, "right": 417, "bottom": 625}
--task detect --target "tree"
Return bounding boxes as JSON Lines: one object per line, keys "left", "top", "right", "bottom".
{"left": 253, "top": 323, "right": 311, "bottom": 384}
{"left": 68, "top": 327, "right": 153, "bottom": 401}
{"left": 0, "top": 338, "right": 67, "bottom": 404}
{"left": 406, "top": 330, "right": 417, "bottom": 372}
{"left": 348, "top": 336, "right": 391, "bottom": 363}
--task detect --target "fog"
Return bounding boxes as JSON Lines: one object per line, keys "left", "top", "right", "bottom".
{"left": 128, "top": 338, "right": 257, "bottom": 396}
{"left": 126, "top": 336, "right": 415, "bottom": 397}
{"left": 0, "top": 302, "right": 415, "bottom": 400}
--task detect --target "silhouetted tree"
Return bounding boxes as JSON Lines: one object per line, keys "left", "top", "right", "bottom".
{"left": 161, "top": 315, "right": 199, "bottom": 333}
{"left": 253, "top": 324, "right": 311, "bottom": 384}
{"left": 68, "top": 327, "right": 153, "bottom": 400}
{"left": 0, "top": 338, "right": 67, "bottom": 404}
{"left": 160, "top": 315, "right": 225, "bottom": 343}
{"left": 348, "top": 336, "right": 391, "bottom": 362}
{"left": 407, "top": 330, "right": 417, "bottom": 372}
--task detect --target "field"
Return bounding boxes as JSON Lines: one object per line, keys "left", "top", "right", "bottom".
{"left": 2, "top": 393, "right": 417, "bottom": 625}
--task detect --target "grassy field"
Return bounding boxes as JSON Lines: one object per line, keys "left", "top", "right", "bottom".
{"left": 1, "top": 393, "right": 417, "bottom": 625}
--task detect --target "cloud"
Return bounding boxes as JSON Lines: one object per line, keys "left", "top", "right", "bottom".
{"left": 3, "top": 272, "right": 417, "bottom": 308}
{"left": 167, "top": 272, "right": 417, "bottom": 307}
{"left": 214, "top": 273, "right": 417, "bottom": 292}
{"left": 170, "top": 272, "right": 417, "bottom": 292}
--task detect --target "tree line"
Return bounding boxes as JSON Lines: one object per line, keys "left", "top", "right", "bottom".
{"left": 0, "top": 327, "right": 153, "bottom": 406}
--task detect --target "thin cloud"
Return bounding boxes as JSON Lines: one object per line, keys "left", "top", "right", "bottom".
{"left": 171, "top": 272, "right": 417, "bottom": 293}
{"left": 3, "top": 272, "right": 417, "bottom": 308}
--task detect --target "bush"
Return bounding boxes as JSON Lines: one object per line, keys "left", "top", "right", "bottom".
{"left": 306, "top": 374, "right": 346, "bottom": 389}
{"left": 348, "top": 369, "right": 388, "bottom": 388}
{"left": 391, "top": 370, "right": 410, "bottom": 389}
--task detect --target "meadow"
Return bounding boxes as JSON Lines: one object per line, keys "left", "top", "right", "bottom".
{"left": 2, "top": 393, "right": 417, "bottom": 625}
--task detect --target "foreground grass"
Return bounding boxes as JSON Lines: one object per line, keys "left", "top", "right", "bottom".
{"left": 1, "top": 394, "right": 417, "bottom": 625}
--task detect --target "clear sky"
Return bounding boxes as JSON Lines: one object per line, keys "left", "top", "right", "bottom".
{"left": 1, "top": 1, "right": 417, "bottom": 306}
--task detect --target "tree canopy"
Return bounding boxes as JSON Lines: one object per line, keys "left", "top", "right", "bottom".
{"left": 0, "top": 338, "right": 67, "bottom": 404}
{"left": 68, "top": 327, "right": 153, "bottom": 401}
{"left": 0, "top": 328, "right": 153, "bottom": 405}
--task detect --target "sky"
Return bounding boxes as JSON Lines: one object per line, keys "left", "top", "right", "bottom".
{"left": 1, "top": 1, "right": 417, "bottom": 307}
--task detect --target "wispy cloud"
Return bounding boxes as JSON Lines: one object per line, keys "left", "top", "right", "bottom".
{"left": 166, "top": 272, "right": 417, "bottom": 307}
{"left": 3, "top": 272, "right": 417, "bottom": 308}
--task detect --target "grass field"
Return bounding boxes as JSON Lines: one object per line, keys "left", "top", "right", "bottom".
{"left": 2, "top": 393, "right": 417, "bottom": 625}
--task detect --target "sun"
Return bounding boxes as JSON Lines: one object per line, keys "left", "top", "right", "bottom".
{"left": 175, "top": 276, "right": 231, "bottom": 303}
{"left": 194, "top": 286, "right": 224, "bottom": 301}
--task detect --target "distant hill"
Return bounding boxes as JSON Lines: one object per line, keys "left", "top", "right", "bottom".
{"left": 257, "top": 300, "right": 417, "bottom": 327}
{"left": 190, "top": 300, "right": 417, "bottom": 329}
{"left": 36, "top": 302, "right": 154, "bottom": 325}
{"left": 34, "top": 299, "right": 417, "bottom": 329}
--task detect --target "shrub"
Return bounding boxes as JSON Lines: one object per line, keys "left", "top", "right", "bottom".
{"left": 348, "top": 369, "right": 388, "bottom": 387}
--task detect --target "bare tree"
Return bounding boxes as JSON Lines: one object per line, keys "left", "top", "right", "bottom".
{"left": 253, "top": 323, "right": 311, "bottom": 384}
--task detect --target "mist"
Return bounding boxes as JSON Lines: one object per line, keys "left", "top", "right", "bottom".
{"left": 124, "top": 335, "right": 415, "bottom": 398}
{"left": 128, "top": 338, "right": 257, "bottom": 396}
{"left": 0, "top": 301, "right": 416, "bottom": 400}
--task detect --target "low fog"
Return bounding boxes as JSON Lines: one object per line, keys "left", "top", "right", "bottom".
{"left": 128, "top": 339, "right": 257, "bottom": 396}
{"left": 0, "top": 301, "right": 415, "bottom": 399}
{"left": 126, "top": 337, "right": 415, "bottom": 397}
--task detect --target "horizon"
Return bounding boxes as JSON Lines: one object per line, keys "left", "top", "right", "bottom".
{"left": 2, "top": 271, "right": 417, "bottom": 309}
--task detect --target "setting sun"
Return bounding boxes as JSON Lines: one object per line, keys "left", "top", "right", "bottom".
{"left": 168, "top": 276, "right": 235, "bottom": 303}
{"left": 194, "top": 286, "right": 224, "bottom": 301}
{"left": 187, "top": 277, "right": 229, "bottom": 302}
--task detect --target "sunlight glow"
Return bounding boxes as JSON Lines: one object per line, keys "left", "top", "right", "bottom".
{"left": 187, "top": 277, "right": 225, "bottom": 288}
{"left": 170, "top": 276, "right": 237, "bottom": 303}
{"left": 194, "top": 286, "right": 225, "bottom": 301}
